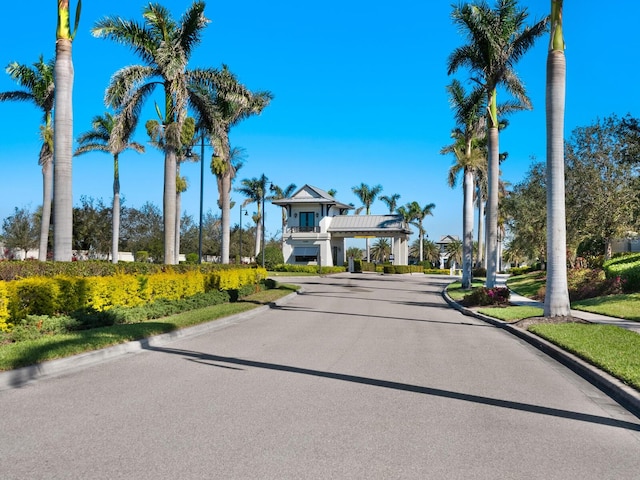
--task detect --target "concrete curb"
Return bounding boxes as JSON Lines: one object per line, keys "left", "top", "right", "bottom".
{"left": 442, "top": 290, "right": 640, "bottom": 418}
{"left": 0, "top": 291, "right": 300, "bottom": 392}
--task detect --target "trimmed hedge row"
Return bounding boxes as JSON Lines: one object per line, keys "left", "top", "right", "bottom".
{"left": 0, "top": 267, "right": 267, "bottom": 330}
{"left": 603, "top": 253, "right": 640, "bottom": 293}
{"left": 382, "top": 265, "right": 424, "bottom": 274}
{"left": 271, "top": 264, "right": 347, "bottom": 274}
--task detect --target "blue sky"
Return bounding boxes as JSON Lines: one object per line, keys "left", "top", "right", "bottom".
{"left": 1, "top": 1, "right": 639, "bottom": 250}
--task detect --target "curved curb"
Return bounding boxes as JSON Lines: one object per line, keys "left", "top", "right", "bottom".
{"left": 442, "top": 290, "right": 640, "bottom": 418}
{"left": 0, "top": 291, "right": 301, "bottom": 392}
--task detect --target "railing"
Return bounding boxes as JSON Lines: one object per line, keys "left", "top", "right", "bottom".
{"left": 287, "top": 226, "right": 321, "bottom": 233}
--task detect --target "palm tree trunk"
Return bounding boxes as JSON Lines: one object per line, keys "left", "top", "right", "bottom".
{"left": 163, "top": 149, "right": 177, "bottom": 264}
{"left": 462, "top": 168, "right": 474, "bottom": 288}
{"left": 220, "top": 172, "right": 231, "bottom": 264}
{"left": 53, "top": 38, "right": 74, "bottom": 261}
{"left": 476, "top": 188, "right": 484, "bottom": 269}
{"left": 112, "top": 155, "right": 120, "bottom": 264}
{"left": 39, "top": 160, "right": 53, "bottom": 261}
{"left": 174, "top": 165, "right": 181, "bottom": 265}
{"left": 485, "top": 124, "right": 499, "bottom": 288}
{"left": 254, "top": 202, "right": 262, "bottom": 257}
{"left": 544, "top": 1, "right": 570, "bottom": 318}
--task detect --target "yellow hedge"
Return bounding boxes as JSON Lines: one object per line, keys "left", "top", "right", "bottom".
{"left": 0, "top": 281, "right": 9, "bottom": 331}
{"left": 209, "top": 268, "right": 267, "bottom": 291}
{"left": 0, "top": 268, "right": 261, "bottom": 321}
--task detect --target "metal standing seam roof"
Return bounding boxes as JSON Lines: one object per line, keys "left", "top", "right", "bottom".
{"left": 271, "top": 184, "right": 353, "bottom": 210}
{"left": 327, "top": 215, "right": 412, "bottom": 234}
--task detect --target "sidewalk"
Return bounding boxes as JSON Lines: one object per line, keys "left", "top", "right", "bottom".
{"left": 495, "top": 273, "right": 640, "bottom": 334}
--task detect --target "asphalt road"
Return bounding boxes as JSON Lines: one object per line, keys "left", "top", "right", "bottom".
{"left": 1, "top": 273, "right": 640, "bottom": 479}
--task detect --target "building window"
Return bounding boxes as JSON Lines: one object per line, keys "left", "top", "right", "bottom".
{"left": 299, "top": 212, "right": 315, "bottom": 232}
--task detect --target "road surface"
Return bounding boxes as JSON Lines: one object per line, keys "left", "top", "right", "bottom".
{"left": 1, "top": 273, "right": 639, "bottom": 479}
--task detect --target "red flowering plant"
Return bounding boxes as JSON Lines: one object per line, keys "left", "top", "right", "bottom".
{"left": 462, "top": 286, "right": 510, "bottom": 307}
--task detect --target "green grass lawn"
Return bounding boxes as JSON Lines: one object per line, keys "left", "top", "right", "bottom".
{"left": 445, "top": 280, "right": 485, "bottom": 301}
{"left": 506, "top": 271, "right": 546, "bottom": 298}
{"left": 477, "top": 306, "right": 544, "bottom": 322}
{"left": 572, "top": 293, "right": 640, "bottom": 321}
{"left": 529, "top": 322, "right": 640, "bottom": 391}
{"left": 0, "top": 285, "right": 298, "bottom": 372}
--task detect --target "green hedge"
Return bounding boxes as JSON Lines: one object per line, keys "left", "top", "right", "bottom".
{"left": 603, "top": 253, "right": 640, "bottom": 293}
{"left": 271, "top": 264, "right": 347, "bottom": 274}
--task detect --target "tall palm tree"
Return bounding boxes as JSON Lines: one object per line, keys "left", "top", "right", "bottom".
{"left": 352, "top": 183, "right": 383, "bottom": 262}
{"left": 236, "top": 174, "right": 269, "bottom": 256}
{"left": 53, "top": 0, "right": 81, "bottom": 261}
{"left": 445, "top": 238, "right": 464, "bottom": 270}
{"left": 92, "top": 2, "right": 229, "bottom": 264}
{"left": 380, "top": 193, "right": 401, "bottom": 213}
{"left": 448, "top": 0, "right": 548, "bottom": 287}
{"left": 74, "top": 112, "right": 145, "bottom": 263}
{"left": 544, "top": 0, "right": 570, "bottom": 317}
{"left": 442, "top": 79, "right": 485, "bottom": 288}
{"left": 270, "top": 182, "right": 297, "bottom": 240}
{"left": 194, "top": 67, "right": 272, "bottom": 264}
{"left": 370, "top": 238, "right": 391, "bottom": 263}
{"left": 0, "top": 56, "right": 55, "bottom": 261}
{"left": 405, "top": 201, "right": 435, "bottom": 262}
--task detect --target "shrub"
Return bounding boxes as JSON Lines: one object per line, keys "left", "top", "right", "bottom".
{"left": 256, "top": 245, "right": 284, "bottom": 270}
{"left": 472, "top": 267, "right": 487, "bottom": 277}
{"left": 424, "top": 268, "right": 450, "bottom": 275}
{"left": 185, "top": 253, "right": 199, "bottom": 264}
{"left": 135, "top": 251, "right": 150, "bottom": 263}
{"left": 462, "top": 287, "right": 510, "bottom": 307}
{"left": 603, "top": 253, "right": 640, "bottom": 293}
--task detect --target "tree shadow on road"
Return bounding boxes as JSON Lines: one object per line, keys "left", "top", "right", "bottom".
{"left": 146, "top": 345, "right": 640, "bottom": 432}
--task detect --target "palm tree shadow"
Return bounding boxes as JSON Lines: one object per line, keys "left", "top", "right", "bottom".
{"left": 147, "top": 345, "right": 640, "bottom": 432}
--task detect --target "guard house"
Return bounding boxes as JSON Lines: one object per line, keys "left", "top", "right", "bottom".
{"left": 272, "top": 185, "right": 412, "bottom": 267}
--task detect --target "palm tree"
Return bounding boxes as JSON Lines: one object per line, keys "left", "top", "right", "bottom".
{"left": 53, "top": 0, "right": 81, "bottom": 261}
{"left": 544, "top": 0, "right": 570, "bottom": 317}
{"left": 270, "top": 183, "right": 297, "bottom": 240}
{"left": 405, "top": 201, "right": 435, "bottom": 262}
{"left": 92, "top": 2, "right": 229, "bottom": 264}
{"left": 370, "top": 238, "right": 391, "bottom": 263}
{"left": 0, "top": 56, "right": 55, "bottom": 261}
{"left": 352, "top": 183, "right": 383, "bottom": 261}
{"left": 445, "top": 238, "right": 464, "bottom": 270}
{"left": 380, "top": 193, "right": 401, "bottom": 213}
{"left": 194, "top": 68, "right": 272, "bottom": 264}
{"left": 236, "top": 174, "right": 269, "bottom": 256}
{"left": 448, "top": 0, "right": 548, "bottom": 287}
{"left": 74, "top": 112, "right": 145, "bottom": 263}
{"left": 442, "top": 79, "right": 485, "bottom": 288}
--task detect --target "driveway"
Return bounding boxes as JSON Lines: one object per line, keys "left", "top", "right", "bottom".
{"left": 1, "top": 273, "right": 639, "bottom": 479}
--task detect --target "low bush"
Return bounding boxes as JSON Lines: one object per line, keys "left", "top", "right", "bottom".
{"left": 507, "top": 265, "right": 536, "bottom": 276}
{"left": 603, "top": 253, "right": 640, "bottom": 293}
{"left": 472, "top": 267, "right": 487, "bottom": 277}
{"left": 462, "top": 286, "right": 510, "bottom": 307}
{"left": 424, "top": 268, "right": 450, "bottom": 275}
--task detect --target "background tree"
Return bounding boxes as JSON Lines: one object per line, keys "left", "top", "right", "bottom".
{"left": 1, "top": 207, "right": 39, "bottom": 259}
{"left": 442, "top": 79, "right": 485, "bottom": 288}
{"left": 120, "top": 202, "right": 164, "bottom": 262}
{"left": 346, "top": 246, "right": 363, "bottom": 260}
{"left": 380, "top": 193, "right": 401, "bottom": 214}
{"left": 236, "top": 174, "right": 270, "bottom": 256}
{"left": 0, "top": 56, "right": 55, "bottom": 261}
{"left": 404, "top": 201, "right": 436, "bottom": 262}
{"left": 370, "top": 238, "right": 391, "bottom": 263}
{"left": 544, "top": 0, "right": 570, "bottom": 317}
{"left": 72, "top": 196, "right": 112, "bottom": 258}
{"left": 445, "top": 238, "right": 463, "bottom": 269}
{"left": 54, "top": 0, "right": 81, "bottom": 261}
{"left": 448, "top": 0, "right": 547, "bottom": 287}
{"left": 352, "top": 183, "right": 383, "bottom": 261}
{"left": 75, "top": 112, "right": 145, "bottom": 263}
{"left": 270, "top": 182, "right": 297, "bottom": 240}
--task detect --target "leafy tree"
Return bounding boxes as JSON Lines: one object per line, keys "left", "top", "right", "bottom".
{"left": 72, "top": 196, "right": 112, "bottom": 258}
{"left": 448, "top": 0, "right": 548, "bottom": 287}
{"left": 544, "top": 0, "right": 570, "bottom": 317}
{"left": 54, "top": 0, "right": 82, "bottom": 261}
{"left": 565, "top": 115, "right": 639, "bottom": 259}
{"left": 75, "top": 112, "right": 145, "bottom": 263}
{"left": 1, "top": 207, "right": 39, "bottom": 259}
{"left": 352, "top": 183, "right": 383, "bottom": 261}
{"left": 257, "top": 242, "right": 284, "bottom": 270}
{"left": 120, "top": 202, "right": 164, "bottom": 262}
{"left": 0, "top": 56, "right": 55, "bottom": 261}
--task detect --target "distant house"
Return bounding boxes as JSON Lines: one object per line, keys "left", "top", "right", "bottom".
{"left": 436, "top": 234, "right": 460, "bottom": 269}
{"left": 272, "top": 185, "right": 412, "bottom": 267}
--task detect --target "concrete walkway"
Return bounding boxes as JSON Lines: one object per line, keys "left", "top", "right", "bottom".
{"left": 494, "top": 273, "right": 640, "bottom": 333}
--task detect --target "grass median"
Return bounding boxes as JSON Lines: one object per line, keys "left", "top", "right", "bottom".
{"left": 0, "top": 284, "right": 298, "bottom": 372}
